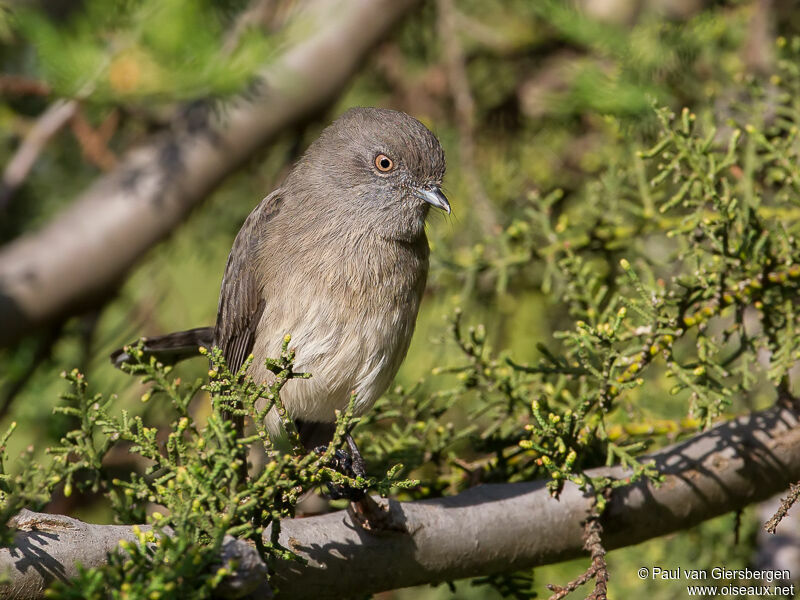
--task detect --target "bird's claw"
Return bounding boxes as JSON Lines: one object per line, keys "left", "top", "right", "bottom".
{"left": 313, "top": 445, "right": 368, "bottom": 501}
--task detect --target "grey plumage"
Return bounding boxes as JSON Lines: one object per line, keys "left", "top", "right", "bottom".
{"left": 114, "top": 107, "right": 448, "bottom": 446}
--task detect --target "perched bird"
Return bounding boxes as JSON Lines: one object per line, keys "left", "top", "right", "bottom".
{"left": 112, "top": 107, "right": 449, "bottom": 475}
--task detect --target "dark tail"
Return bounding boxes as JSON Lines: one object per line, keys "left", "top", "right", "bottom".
{"left": 110, "top": 326, "right": 215, "bottom": 369}
{"left": 295, "top": 420, "right": 337, "bottom": 450}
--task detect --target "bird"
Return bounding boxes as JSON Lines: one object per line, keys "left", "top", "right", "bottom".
{"left": 112, "top": 107, "right": 449, "bottom": 491}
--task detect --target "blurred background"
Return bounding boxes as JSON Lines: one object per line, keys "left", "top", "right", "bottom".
{"left": 0, "top": 0, "right": 798, "bottom": 597}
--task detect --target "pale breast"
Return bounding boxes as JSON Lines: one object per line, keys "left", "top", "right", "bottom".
{"left": 249, "top": 235, "right": 428, "bottom": 431}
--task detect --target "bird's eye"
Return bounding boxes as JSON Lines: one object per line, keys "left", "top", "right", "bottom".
{"left": 374, "top": 154, "right": 394, "bottom": 172}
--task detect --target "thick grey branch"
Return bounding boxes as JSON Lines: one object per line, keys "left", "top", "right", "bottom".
{"left": 272, "top": 401, "right": 800, "bottom": 598}
{"left": 1, "top": 401, "right": 798, "bottom": 599}
{"left": 0, "top": 0, "right": 420, "bottom": 347}
{"left": 0, "top": 510, "right": 269, "bottom": 599}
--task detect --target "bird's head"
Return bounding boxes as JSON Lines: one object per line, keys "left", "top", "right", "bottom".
{"left": 289, "top": 107, "right": 449, "bottom": 241}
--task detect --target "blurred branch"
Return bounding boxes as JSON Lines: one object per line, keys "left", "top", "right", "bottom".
{"left": 454, "top": 11, "right": 519, "bottom": 53}
{"left": 3, "top": 400, "right": 799, "bottom": 598}
{"left": 222, "top": 0, "right": 282, "bottom": 53}
{"left": 0, "top": 0, "right": 422, "bottom": 348}
{"left": 0, "top": 75, "right": 51, "bottom": 97}
{"left": 0, "top": 99, "right": 77, "bottom": 210}
{"left": 765, "top": 481, "right": 800, "bottom": 534}
{"left": 437, "top": 0, "right": 500, "bottom": 235}
{"left": 69, "top": 107, "right": 119, "bottom": 171}
{"left": 743, "top": 0, "right": 774, "bottom": 75}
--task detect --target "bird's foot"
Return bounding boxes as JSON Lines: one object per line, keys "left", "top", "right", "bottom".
{"left": 313, "top": 439, "right": 368, "bottom": 501}
{"left": 347, "top": 494, "right": 408, "bottom": 534}
{"left": 312, "top": 436, "right": 406, "bottom": 533}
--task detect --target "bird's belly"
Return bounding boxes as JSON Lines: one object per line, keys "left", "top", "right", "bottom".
{"left": 249, "top": 291, "right": 419, "bottom": 427}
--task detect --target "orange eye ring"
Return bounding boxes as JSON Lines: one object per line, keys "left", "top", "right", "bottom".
{"left": 375, "top": 154, "right": 394, "bottom": 172}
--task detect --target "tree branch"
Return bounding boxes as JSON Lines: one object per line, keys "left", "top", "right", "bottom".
{"left": 437, "top": 0, "right": 500, "bottom": 235}
{"left": 0, "top": 510, "right": 269, "bottom": 599}
{"left": 2, "top": 401, "right": 798, "bottom": 599}
{"left": 0, "top": 0, "right": 421, "bottom": 348}
{"left": 0, "top": 100, "right": 78, "bottom": 210}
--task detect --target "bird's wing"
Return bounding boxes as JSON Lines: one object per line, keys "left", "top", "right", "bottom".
{"left": 214, "top": 189, "right": 283, "bottom": 374}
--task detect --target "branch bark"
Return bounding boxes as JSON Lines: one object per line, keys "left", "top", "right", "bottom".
{"left": 2, "top": 401, "right": 798, "bottom": 599}
{"left": 0, "top": 510, "right": 270, "bottom": 599}
{"left": 0, "top": 0, "right": 421, "bottom": 348}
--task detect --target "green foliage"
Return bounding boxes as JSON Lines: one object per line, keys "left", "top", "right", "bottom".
{"left": 356, "top": 61, "right": 800, "bottom": 593}
{"left": 359, "top": 93, "right": 800, "bottom": 514}
{"left": 0, "top": 421, "right": 58, "bottom": 546}
{"left": 2, "top": 1, "right": 800, "bottom": 598}
{"left": 14, "top": 0, "right": 273, "bottom": 103}
{"left": 0, "top": 338, "right": 414, "bottom": 599}
{"left": 471, "top": 570, "right": 537, "bottom": 600}
{"left": 530, "top": 1, "right": 746, "bottom": 118}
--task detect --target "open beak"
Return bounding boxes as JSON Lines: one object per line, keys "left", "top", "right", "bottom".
{"left": 414, "top": 185, "right": 451, "bottom": 214}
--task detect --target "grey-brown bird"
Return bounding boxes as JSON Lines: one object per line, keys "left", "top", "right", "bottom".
{"left": 113, "top": 107, "right": 449, "bottom": 464}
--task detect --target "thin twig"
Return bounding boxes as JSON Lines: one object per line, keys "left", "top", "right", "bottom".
{"left": 742, "top": 0, "right": 773, "bottom": 75}
{"left": 584, "top": 508, "right": 609, "bottom": 600}
{"left": 0, "top": 75, "right": 51, "bottom": 97}
{"left": 546, "top": 491, "right": 610, "bottom": 600}
{"left": 454, "top": 11, "right": 516, "bottom": 53}
{"left": 437, "top": 0, "right": 499, "bottom": 235}
{"left": 222, "top": 0, "right": 283, "bottom": 54}
{"left": 0, "top": 99, "right": 77, "bottom": 210}
{"left": 69, "top": 106, "right": 119, "bottom": 171}
{"left": 765, "top": 481, "right": 800, "bottom": 534}
{"left": 546, "top": 563, "right": 601, "bottom": 600}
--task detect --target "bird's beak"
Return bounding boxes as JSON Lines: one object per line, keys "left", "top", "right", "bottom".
{"left": 414, "top": 185, "right": 451, "bottom": 214}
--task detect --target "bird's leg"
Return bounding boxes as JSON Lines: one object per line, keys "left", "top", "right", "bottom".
{"left": 347, "top": 493, "right": 407, "bottom": 533}
{"left": 307, "top": 433, "right": 406, "bottom": 532}
{"left": 341, "top": 434, "right": 401, "bottom": 531}
{"left": 311, "top": 433, "right": 368, "bottom": 501}
{"left": 345, "top": 434, "right": 367, "bottom": 478}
